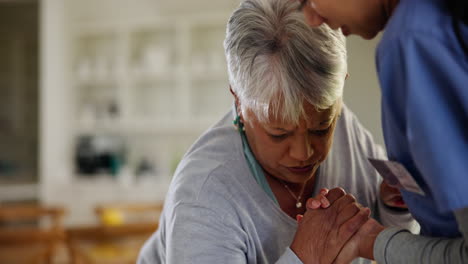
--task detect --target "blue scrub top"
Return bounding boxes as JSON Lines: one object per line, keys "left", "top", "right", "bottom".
{"left": 377, "top": 0, "right": 468, "bottom": 237}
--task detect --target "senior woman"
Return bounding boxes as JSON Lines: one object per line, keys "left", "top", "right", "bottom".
{"left": 138, "top": 0, "right": 417, "bottom": 263}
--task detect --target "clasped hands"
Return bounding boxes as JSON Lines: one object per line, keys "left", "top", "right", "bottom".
{"left": 290, "top": 187, "right": 386, "bottom": 264}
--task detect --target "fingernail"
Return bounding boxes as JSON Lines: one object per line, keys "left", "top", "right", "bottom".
{"left": 364, "top": 208, "right": 371, "bottom": 215}
{"left": 307, "top": 199, "right": 320, "bottom": 208}
{"left": 321, "top": 197, "right": 330, "bottom": 208}
{"left": 312, "top": 200, "right": 321, "bottom": 208}
{"left": 296, "top": 214, "right": 303, "bottom": 222}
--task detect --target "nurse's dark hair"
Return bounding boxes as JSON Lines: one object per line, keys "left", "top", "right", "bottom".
{"left": 447, "top": 0, "right": 468, "bottom": 55}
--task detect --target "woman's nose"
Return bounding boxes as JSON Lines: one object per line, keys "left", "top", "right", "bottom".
{"left": 289, "top": 137, "right": 314, "bottom": 162}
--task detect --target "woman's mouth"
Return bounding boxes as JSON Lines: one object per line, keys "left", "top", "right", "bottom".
{"left": 287, "top": 165, "right": 314, "bottom": 174}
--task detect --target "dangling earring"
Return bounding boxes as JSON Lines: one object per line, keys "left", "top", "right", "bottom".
{"left": 233, "top": 114, "right": 245, "bottom": 132}
{"left": 230, "top": 86, "right": 245, "bottom": 132}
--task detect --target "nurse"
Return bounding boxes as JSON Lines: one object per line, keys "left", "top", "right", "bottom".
{"left": 301, "top": 0, "right": 468, "bottom": 263}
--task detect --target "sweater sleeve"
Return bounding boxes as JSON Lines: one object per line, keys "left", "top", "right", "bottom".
{"left": 376, "top": 198, "right": 419, "bottom": 234}
{"left": 374, "top": 207, "right": 468, "bottom": 263}
{"left": 158, "top": 203, "right": 303, "bottom": 264}
{"left": 164, "top": 203, "right": 247, "bottom": 263}
{"left": 276, "top": 248, "right": 304, "bottom": 264}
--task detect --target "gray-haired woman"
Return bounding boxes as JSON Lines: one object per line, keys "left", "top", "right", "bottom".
{"left": 138, "top": 0, "right": 417, "bottom": 263}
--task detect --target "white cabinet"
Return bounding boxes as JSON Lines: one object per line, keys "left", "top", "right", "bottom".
{"left": 38, "top": 0, "right": 239, "bottom": 225}
{"left": 66, "top": 15, "right": 232, "bottom": 223}
{"left": 73, "top": 17, "right": 232, "bottom": 131}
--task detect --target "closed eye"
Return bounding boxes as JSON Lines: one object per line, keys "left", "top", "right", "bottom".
{"left": 268, "top": 133, "right": 288, "bottom": 141}
{"left": 310, "top": 126, "right": 331, "bottom": 136}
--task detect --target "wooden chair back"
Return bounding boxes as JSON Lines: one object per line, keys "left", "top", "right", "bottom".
{"left": 0, "top": 205, "right": 65, "bottom": 264}
{"left": 66, "top": 202, "right": 162, "bottom": 264}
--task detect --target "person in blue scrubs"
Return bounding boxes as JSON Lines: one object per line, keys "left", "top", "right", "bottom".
{"left": 300, "top": 0, "right": 468, "bottom": 262}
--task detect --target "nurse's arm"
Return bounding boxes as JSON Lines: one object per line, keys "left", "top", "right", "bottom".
{"left": 374, "top": 207, "right": 468, "bottom": 263}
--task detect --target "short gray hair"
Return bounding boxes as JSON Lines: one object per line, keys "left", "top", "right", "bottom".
{"left": 224, "top": 0, "right": 347, "bottom": 124}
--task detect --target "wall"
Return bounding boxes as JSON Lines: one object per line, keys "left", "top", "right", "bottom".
{"left": 344, "top": 35, "right": 384, "bottom": 146}
{"left": 40, "top": 0, "right": 74, "bottom": 216}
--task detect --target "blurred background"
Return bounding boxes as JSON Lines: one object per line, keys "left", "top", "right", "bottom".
{"left": 0, "top": 0, "right": 382, "bottom": 262}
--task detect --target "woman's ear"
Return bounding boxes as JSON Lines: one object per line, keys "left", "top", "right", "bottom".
{"left": 345, "top": 73, "right": 350, "bottom": 80}
{"left": 229, "top": 85, "right": 241, "bottom": 114}
{"left": 229, "top": 85, "right": 238, "bottom": 100}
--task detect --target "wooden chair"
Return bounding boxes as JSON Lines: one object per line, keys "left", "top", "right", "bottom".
{"left": 66, "top": 202, "right": 162, "bottom": 264}
{"left": 0, "top": 205, "right": 66, "bottom": 264}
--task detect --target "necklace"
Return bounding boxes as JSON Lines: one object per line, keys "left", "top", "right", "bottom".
{"left": 280, "top": 180, "right": 306, "bottom": 208}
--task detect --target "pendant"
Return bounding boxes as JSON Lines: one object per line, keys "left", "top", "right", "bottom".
{"left": 296, "top": 202, "right": 302, "bottom": 208}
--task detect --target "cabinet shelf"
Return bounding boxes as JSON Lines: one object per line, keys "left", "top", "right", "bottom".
{"left": 73, "top": 173, "right": 171, "bottom": 186}
{"left": 130, "top": 72, "right": 177, "bottom": 84}
{"left": 76, "top": 119, "right": 216, "bottom": 135}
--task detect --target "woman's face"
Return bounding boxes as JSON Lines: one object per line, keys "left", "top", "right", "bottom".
{"left": 242, "top": 100, "right": 341, "bottom": 185}
{"left": 302, "top": 0, "right": 387, "bottom": 39}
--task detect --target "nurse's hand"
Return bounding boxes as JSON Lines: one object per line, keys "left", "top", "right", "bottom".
{"left": 380, "top": 181, "right": 408, "bottom": 209}
{"left": 290, "top": 188, "right": 371, "bottom": 264}
{"left": 302, "top": 188, "right": 386, "bottom": 263}
{"left": 333, "top": 218, "right": 386, "bottom": 263}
